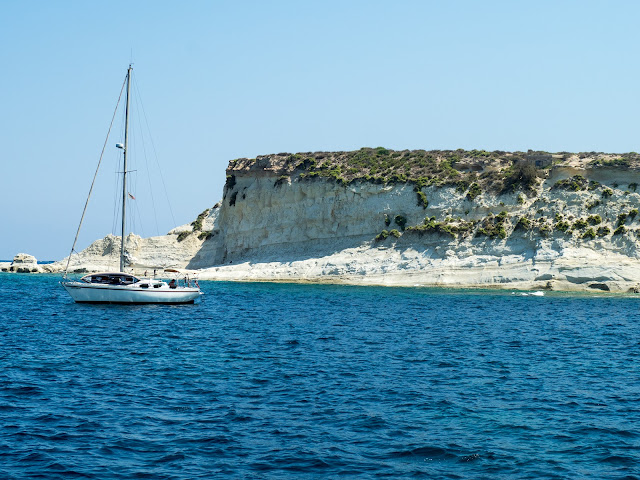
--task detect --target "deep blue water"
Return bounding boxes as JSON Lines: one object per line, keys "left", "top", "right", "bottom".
{"left": 1, "top": 274, "right": 639, "bottom": 479}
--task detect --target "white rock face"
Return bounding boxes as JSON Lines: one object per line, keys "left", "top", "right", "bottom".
{"left": 203, "top": 175, "right": 425, "bottom": 265}
{"left": 47, "top": 232, "right": 206, "bottom": 274}
{"left": 187, "top": 164, "right": 640, "bottom": 292}
{"left": 44, "top": 204, "right": 224, "bottom": 275}
{"left": 12, "top": 253, "right": 37, "bottom": 264}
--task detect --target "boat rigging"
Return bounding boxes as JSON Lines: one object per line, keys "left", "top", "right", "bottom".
{"left": 61, "top": 65, "right": 202, "bottom": 304}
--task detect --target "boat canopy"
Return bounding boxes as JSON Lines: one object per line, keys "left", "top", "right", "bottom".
{"left": 81, "top": 273, "right": 140, "bottom": 285}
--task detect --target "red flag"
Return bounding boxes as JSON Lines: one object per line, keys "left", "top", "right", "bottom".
{"left": 128, "top": 192, "right": 135, "bottom": 200}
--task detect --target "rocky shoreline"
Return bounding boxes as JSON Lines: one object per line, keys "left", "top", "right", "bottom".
{"left": 7, "top": 149, "right": 640, "bottom": 293}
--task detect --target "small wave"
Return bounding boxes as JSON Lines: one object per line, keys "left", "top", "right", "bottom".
{"left": 20, "top": 451, "right": 52, "bottom": 462}
{"left": 2, "top": 385, "right": 43, "bottom": 396}
{"left": 45, "top": 462, "right": 92, "bottom": 477}
{"left": 600, "top": 455, "right": 639, "bottom": 465}
{"left": 251, "top": 454, "right": 335, "bottom": 472}
{"left": 569, "top": 426, "right": 639, "bottom": 438}
{"left": 154, "top": 452, "right": 187, "bottom": 464}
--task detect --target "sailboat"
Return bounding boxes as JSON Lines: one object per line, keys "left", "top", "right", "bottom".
{"left": 62, "top": 65, "right": 202, "bottom": 304}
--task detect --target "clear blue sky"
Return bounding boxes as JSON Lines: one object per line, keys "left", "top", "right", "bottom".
{"left": 2, "top": 0, "right": 639, "bottom": 260}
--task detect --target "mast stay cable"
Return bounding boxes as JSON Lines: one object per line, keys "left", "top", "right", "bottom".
{"left": 63, "top": 75, "right": 127, "bottom": 278}
{"left": 133, "top": 78, "right": 177, "bottom": 228}
{"left": 131, "top": 75, "right": 159, "bottom": 236}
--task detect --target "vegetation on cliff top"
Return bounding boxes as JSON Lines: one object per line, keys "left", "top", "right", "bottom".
{"left": 228, "top": 148, "right": 640, "bottom": 196}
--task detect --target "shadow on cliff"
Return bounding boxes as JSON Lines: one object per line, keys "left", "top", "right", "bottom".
{"left": 186, "top": 234, "right": 373, "bottom": 269}
{"left": 185, "top": 229, "right": 546, "bottom": 270}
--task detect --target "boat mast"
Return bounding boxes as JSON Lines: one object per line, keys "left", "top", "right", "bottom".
{"left": 120, "top": 64, "right": 132, "bottom": 272}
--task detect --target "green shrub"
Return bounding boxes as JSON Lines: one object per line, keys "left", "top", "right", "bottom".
{"left": 414, "top": 176, "right": 432, "bottom": 190}
{"left": 475, "top": 213, "right": 509, "bottom": 239}
{"left": 416, "top": 191, "right": 428, "bottom": 209}
{"left": 502, "top": 161, "right": 538, "bottom": 192}
{"left": 384, "top": 214, "right": 391, "bottom": 227}
{"left": 225, "top": 174, "right": 236, "bottom": 190}
{"left": 375, "top": 230, "right": 389, "bottom": 241}
{"left": 582, "top": 228, "right": 596, "bottom": 239}
{"left": 191, "top": 209, "right": 210, "bottom": 232}
{"left": 537, "top": 223, "right": 550, "bottom": 236}
{"left": 591, "top": 157, "right": 630, "bottom": 168}
{"left": 617, "top": 213, "right": 628, "bottom": 226}
{"left": 177, "top": 231, "right": 190, "bottom": 242}
{"left": 441, "top": 224, "right": 457, "bottom": 237}
{"left": 587, "top": 200, "right": 601, "bottom": 210}
{"left": 553, "top": 175, "right": 587, "bottom": 191}
{"left": 274, "top": 175, "right": 289, "bottom": 188}
{"left": 405, "top": 216, "right": 470, "bottom": 238}
{"left": 629, "top": 182, "right": 638, "bottom": 191}
{"left": 389, "top": 229, "right": 401, "bottom": 238}
{"left": 602, "top": 188, "right": 613, "bottom": 198}
{"left": 597, "top": 226, "right": 611, "bottom": 236}
{"left": 440, "top": 159, "right": 459, "bottom": 177}
{"left": 394, "top": 215, "right": 407, "bottom": 231}
{"left": 629, "top": 208, "right": 639, "bottom": 220}
{"left": 453, "top": 221, "right": 474, "bottom": 235}
{"left": 517, "top": 194, "right": 525, "bottom": 204}
{"left": 555, "top": 221, "right": 570, "bottom": 232}
{"left": 469, "top": 149, "right": 491, "bottom": 157}
{"left": 456, "top": 180, "right": 470, "bottom": 193}
{"left": 466, "top": 182, "right": 482, "bottom": 200}
{"left": 587, "top": 215, "right": 602, "bottom": 225}
{"left": 198, "top": 231, "right": 213, "bottom": 240}
{"left": 296, "top": 157, "right": 317, "bottom": 170}
{"left": 387, "top": 173, "right": 407, "bottom": 184}
{"left": 515, "top": 216, "right": 531, "bottom": 230}
{"left": 613, "top": 225, "right": 626, "bottom": 235}
{"left": 573, "top": 219, "right": 588, "bottom": 229}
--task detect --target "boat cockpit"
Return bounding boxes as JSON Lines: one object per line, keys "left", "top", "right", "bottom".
{"left": 79, "top": 273, "right": 170, "bottom": 289}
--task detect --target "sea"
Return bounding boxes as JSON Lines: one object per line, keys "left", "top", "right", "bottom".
{"left": 1, "top": 274, "right": 639, "bottom": 479}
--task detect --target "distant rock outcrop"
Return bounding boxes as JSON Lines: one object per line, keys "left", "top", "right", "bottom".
{"left": 0, "top": 253, "right": 41, "bottom": 273}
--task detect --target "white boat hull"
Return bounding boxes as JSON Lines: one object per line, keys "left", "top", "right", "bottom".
{"left": 62, "top": 281, "right": 201, "bottom": 304}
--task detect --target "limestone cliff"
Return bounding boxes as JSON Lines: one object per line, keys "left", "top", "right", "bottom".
{"left": 49, "top": 148, "right": 640, "bottom": 291}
